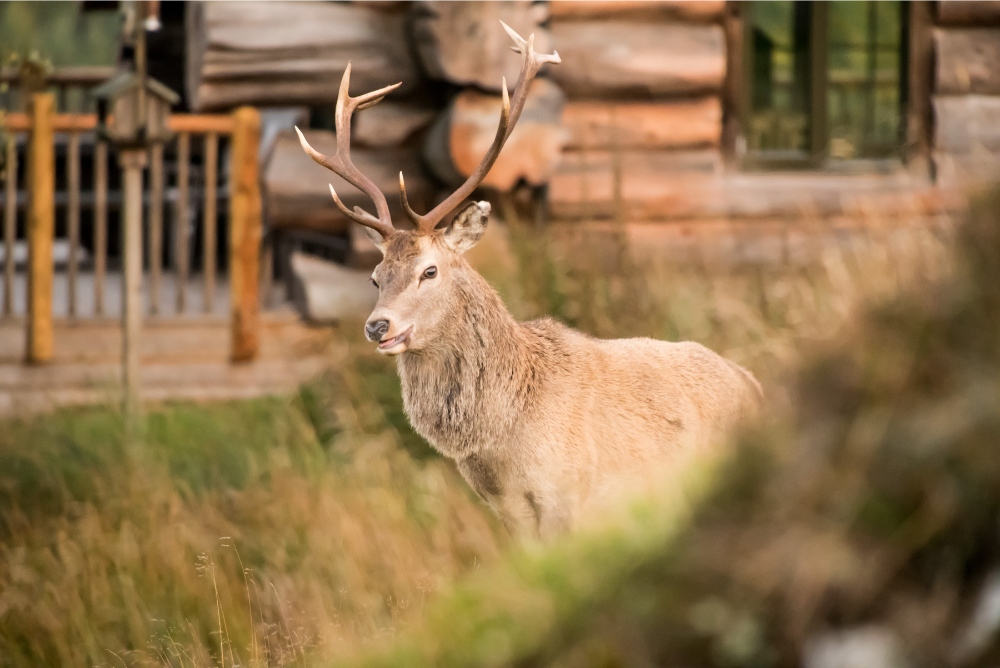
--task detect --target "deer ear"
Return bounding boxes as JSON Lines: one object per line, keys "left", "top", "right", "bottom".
{"left": 361, "top": 225, "right": 388, "bottom": 253}
{"left": 443, "top": 201, "right": 490, "bottom": 254}
{"left": 355, "top": 206, "right": 388, "bottom": 253}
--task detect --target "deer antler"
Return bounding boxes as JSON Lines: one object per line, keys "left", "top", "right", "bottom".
{"left": 400, "top": 21, "right": 561, "bottom": 232}
{"left": 294, "top": 63, "right": 401, "bottom": 240}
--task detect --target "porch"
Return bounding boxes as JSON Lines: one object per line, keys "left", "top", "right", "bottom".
{"left": 0, "top": 94, "right": 330, "bottom": 414}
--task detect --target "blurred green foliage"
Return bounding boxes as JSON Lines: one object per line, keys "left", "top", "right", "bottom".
{"left": 0, "top": 2, "right": 119, "bottom": 68}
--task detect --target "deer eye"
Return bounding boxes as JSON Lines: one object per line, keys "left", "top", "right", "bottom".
{"left": 422, "top": 266, "right": 438, "bottom": 280}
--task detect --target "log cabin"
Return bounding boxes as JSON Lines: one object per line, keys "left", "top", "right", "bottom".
{"left": 176, "top": 1, "right": 989, "bottom": 257}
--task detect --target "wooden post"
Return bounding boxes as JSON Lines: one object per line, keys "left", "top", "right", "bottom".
{"left": 94, "top": 142, "right": 108, "bottom": 317}
{"left": 119, "top": 149, "right": 147, "bottom": 421}
{"left": 3, "top": 137, "right": 17, "bottom": 317}
{"left": 203, "top": 131, "right": 218, "bottom": 313}
{"left": 26, "top": 93, "right": 55, "bottom": 363}
{"left": 229, "top": 107, "right": 262, "bottom": 362}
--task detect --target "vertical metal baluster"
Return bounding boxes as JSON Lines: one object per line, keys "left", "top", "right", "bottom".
{"left": 202, "top": 132, "right": 218, "bottom": 313}
{"left": 175, "top": 132, "right": 190, "bottom": 314}
{"left": 67, "top": 131, "right": 81, "bottom": 317}
{"left": 149, "top": 142, "right": 164, "bottom": 315}
{"left": 3, "top": 137, "right": 17, "bottom": 317}
{"left": 94, "top": 141, "right": 108, "bottom": 317}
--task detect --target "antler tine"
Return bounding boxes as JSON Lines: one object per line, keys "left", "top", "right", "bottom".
{"left": 328, "top": 183, "right": 382, "bottom": 227}
{"left": 295, "top": 62, "right": 402, "bottom": 240}
{"left": 400, "top": 21, "right": 559, "bottom": 232}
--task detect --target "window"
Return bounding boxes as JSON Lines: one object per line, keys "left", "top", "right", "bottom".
{"left": 741, "top": 1, "right": 907, "bottom": 169}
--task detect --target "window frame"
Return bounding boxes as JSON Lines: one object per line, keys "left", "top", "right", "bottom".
{"left": 731, "top": 0, "right": 924, "bottom": 173}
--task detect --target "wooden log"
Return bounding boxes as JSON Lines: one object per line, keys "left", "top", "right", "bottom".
{"left": 186, "top": 2, "right": 420, "bottom": 111}
{"left": 289, "top": 252, "right": 377, "bottom": 323}
{"left": 424, "top": 79, "right": 567, "bottom": 191}
{"left": 549, "top": 150, "right": 941, "bottom": 220}
{"left": 550, "top": 21, "right": 726, "bottom": 97}
{"left": 933, "top": 150, "right": 1000, "bottom": 189}
{"left": 353, "top": 101, "right": 436, "bottom": 148}
{"left": 937, "top": 1, "right": 1000, "bottom": 26}
{"left": 562, "top": 98, "right": 721, "bottom": 150}
{"left": 935, "top": 28, "right": 1000, "bottom": 95}
{"left": 27, "top": 93, "right": 55, "bottom": 364}
{"left": 549, "top": 1, "right": 725, "bottom": 22}
{"left": 264, "top": 129, "right": 437, "bottom": 231}
{"left": 229, "top": 107, "right": 263, "bottom": 363}
{"left": 550, "top": 149, "right": 721, "bottom": 219}
{"left": 412, "top": 1, "right": 552, "bottom": 91}
{"left": 933, "top": 94, "right": 1000, "bottom": 153}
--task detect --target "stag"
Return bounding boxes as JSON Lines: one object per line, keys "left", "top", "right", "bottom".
{"left": 296, "top": 22, "right": 762, "bottom": 539}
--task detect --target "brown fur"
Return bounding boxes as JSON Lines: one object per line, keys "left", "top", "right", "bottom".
{"left": 365, "top": 204, "right": 762, "bottom": 540}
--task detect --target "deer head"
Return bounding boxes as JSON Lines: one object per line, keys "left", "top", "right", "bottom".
{"left": 295, "top": 22, "right": 559, "bottom": 355}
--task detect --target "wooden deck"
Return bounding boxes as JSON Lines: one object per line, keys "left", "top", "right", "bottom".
{"left": 0, "top": 312, "right": 334, "bottom": 416}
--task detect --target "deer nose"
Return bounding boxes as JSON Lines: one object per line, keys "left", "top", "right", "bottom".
{"left": 365, "top": 319, "right": 390, "bottom": 342}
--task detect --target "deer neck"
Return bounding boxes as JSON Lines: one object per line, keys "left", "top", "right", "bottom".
{"left": 396, "top": 269, "right": 534, "bottom": 460}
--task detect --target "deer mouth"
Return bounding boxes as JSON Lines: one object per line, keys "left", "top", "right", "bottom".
{"left": 377, "top": 326, "right": 413, "bottom": 354}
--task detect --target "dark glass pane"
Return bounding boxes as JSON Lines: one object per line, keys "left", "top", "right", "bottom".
{"left": 747, "top": 1, "right": 811, "bottom": 156}
{"left": 826, "top": 1, "right": 904, "bottom": 160}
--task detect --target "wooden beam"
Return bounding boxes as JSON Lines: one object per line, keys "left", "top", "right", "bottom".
{"left": 908, "top": 2, "right": 934, "bottom": 170}
{"left": 229, "top": 107, "right": 262, "bottom": 362}
{"left": 936, "top": 1, "right": 1000, "bottom": 26}
{"left": 934, "top": 27, "right": 1000, "bottom": 95}
{"left": 169, "top": 114, "right": 235, "bottom": 134}
{"left": 549, "top": 1, "right": 725, "bottom": 22}
{"left": 26, "top": 93, "right": 55, "bottom": 363}
{"left": 934, "top": 94, "right": 1000, "bottom": 153}
{"left": 562, "top": 98, "right": 722, "bottom": 150}
{"left": 550, "top": 21, "right": 727, "bottom": 97}
{"left": 3, "top": 112, "right": 235, "bottom": 134}
{"left": 721, "top": 1, "right": 744, "bottom": 165}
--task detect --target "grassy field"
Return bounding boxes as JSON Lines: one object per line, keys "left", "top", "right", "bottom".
{"left": 0, "top": 208, "right": 957, "bottom": 667}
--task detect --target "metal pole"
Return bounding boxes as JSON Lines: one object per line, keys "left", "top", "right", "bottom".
{"left": 119, "top": 148, "right": 147, "bottom": 425}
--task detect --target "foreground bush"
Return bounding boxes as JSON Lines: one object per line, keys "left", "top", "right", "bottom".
{"left": 341, "top": 198, "right": 1000, "bottom": 666}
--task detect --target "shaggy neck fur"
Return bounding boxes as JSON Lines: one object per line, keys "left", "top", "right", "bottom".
{"left": 397, "top": 263, "right": 553, "bottom": 460}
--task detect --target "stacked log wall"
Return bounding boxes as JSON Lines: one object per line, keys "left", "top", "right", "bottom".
{"left": 546, "top": 1, "right": 728, "bottom": 221}
{"left": 932, "top": 1, "right": 1000, "bottom": 187}
{"left": 187, "top": 1, "right": 978, "bottom": 236}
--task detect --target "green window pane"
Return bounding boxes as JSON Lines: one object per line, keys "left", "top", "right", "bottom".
{"left": 747, "top": 1, "right": 812, "bottom": 156}
{"left": 826, "top": 1, "right": 904, "bottom": 160}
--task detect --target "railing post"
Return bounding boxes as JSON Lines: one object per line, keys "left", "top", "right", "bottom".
{"left": 229, "top": 106, "right": 262, "bottom": 362}
{"left": 119, "top": 148, "right": 147, "bottom": 423}
{"left": 26, "top": 93, "right": 55, "bottom": 363}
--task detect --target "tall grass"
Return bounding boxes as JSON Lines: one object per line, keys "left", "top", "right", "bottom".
{"left": 0, "top": 202, "right": 954, "bottom": 666}
{"left": 0, "top": 352, "right": 505, "bottom": 667}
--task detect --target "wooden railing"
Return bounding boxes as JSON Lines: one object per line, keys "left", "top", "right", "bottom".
{"left": 1, "top": 93, "right": 262, "bottom": 363}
